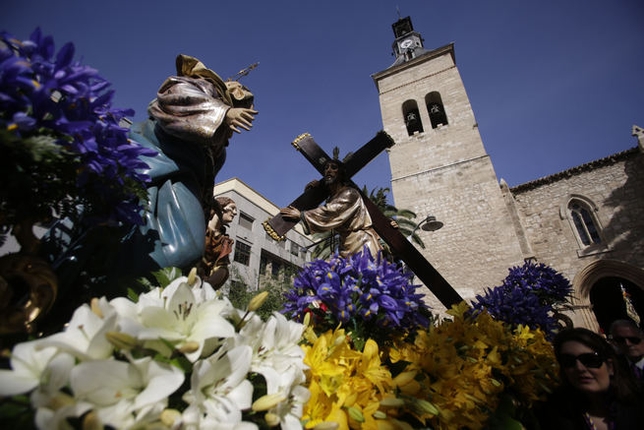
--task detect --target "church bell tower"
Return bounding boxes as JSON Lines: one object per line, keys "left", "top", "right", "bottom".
{"left": 372, "top": 16, "right": 527, "bottom": 308}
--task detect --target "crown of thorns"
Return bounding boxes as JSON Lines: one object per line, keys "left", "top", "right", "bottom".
{"left": 331, "top": 146, "right": 353, "bottom": 164}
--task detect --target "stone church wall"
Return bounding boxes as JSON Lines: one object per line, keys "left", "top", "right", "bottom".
{"left": 510, "top": 148, "right": 644, "bottom": 326}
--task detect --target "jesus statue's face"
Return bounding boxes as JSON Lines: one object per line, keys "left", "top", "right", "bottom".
{"left": 323, "top": 162, "right": 341, "bottom": 185}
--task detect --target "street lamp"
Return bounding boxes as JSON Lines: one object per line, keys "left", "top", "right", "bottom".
{"left": 402, "top": 215, "right": 443, "bottom": 279}
{"left": 407, "top": 215, "right": 443, "bottom": 240}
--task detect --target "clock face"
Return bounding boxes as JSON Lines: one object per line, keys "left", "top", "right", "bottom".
{"left": 400, "top": 39, "right": 414, "bottom": 49}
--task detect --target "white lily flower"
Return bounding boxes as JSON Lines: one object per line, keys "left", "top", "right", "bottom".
{"left": 69, "top": 356, "right": 184, "bottom": 429}
{"left": 269, "top": 384, "right": 311, "bottom": 430}
{"left": 39, "top": 298, "right": 118, "bottom": 360}
{"left": 182, "top": 345, "right": 254, "bottom": 427}
{"left": 182, "top": 410, "right": 259, "bottom": 430}
{"left": 242, "top": 312, "right": 308, "bottom": 394}
{"left": 0, "top": 339, "right": 69, "bottom": 396}
{"left": 111, "top": 277, "right": 236, "bottom": 362}
{"left": 233, "top": 312, "right": 309, "bottom": 428}
{"left": 34, "top": 399, "right": 89, "bottom": 430}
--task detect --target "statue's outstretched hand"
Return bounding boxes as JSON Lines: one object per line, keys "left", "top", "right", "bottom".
{"left": 226, "top": 107, "right": 258, "bottom": 133}
{"left": 280, "top": 206, "right": 301, "bottom": 221}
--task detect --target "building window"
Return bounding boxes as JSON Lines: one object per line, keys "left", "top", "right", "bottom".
{"left": 290, "top": 240, "right": 299, "bottom": 256}
{"left": 402, "top": 100, "right": 423, "bottom": 136}
{"left": 425, "top": 91, "right": 448, "bottom": 128}
{"left": 569, "top": 200, "right": 601, "bottom": 246}
{"left": 259, "top": 250, "right": 300, "bottom": 282}
{"left": 234, "top": 241, "right": 251, "bottom": 265}
{"left": 271, "top": 261, "right": 282, "bottom": 278}
{"left": 239, "top": 212, "right": 254, "bottom": 230}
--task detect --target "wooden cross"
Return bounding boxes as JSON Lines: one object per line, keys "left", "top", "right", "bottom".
{"left": 263, "top": 132, "right": 463, "bottom": 308}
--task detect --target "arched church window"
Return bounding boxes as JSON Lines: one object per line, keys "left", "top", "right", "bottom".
{"left": 425, "top": 91, "right": 448, "bottom": 128}
{"left": 569, "top": 199, "right": 601, "bottom": 246}
{"left": 402, "top": 100, "right": 423, "bottom": 135}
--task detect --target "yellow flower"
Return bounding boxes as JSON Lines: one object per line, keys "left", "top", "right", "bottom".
{"left": 303, "top": 380, "right": 333, "bottom": 428}
{"left": 302, "top": 328, "right": 403, "bottom": 429}
{"left": 324, "top": 405, "right": 349, "bottom": 430}
{"left": 301, "top": 299, "right": 559, "bottom": 429}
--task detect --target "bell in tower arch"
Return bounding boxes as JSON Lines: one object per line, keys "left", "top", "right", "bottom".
{"left": 426, "top": 91, "right": 449, "bottom": 128}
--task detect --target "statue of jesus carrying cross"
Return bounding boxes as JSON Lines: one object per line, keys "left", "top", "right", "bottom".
{"left": 279, "top": 147, "right": 383, "bottom": 258}
{"left": 264, "top": 132, "right": 464, "bottom": 309}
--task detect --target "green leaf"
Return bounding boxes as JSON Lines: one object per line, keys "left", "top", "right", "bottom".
{"left": 152, "top": 267, "right": 184, "bottom": 288}
{"left": 127, "top": 287, "right": 140, "bottom": 302}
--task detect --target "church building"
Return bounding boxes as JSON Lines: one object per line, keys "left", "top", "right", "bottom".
{"left": 371, "top": 16, "right": 644, "bottom": 332}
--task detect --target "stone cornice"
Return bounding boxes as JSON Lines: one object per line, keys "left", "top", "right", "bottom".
{"left": 510, "top": 147, "right": 639, "bottom": 194}
{"left": 371, "top": 42, "right": 456, "bottom": 83}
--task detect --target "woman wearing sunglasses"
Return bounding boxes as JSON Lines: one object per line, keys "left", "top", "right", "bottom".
{"left": 536, "top": 327, "right": 643, "bottom": 429}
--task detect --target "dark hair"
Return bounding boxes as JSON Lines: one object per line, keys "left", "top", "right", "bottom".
{"left": 553, "top": 327, "right": 639, "bottom": 403}
{"left": 609, "top": 319, "right": 643, "bottom": 336}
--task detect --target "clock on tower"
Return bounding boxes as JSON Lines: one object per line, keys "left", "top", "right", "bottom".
{"left": 391, "top": 16, "right": 425, "bottom": 60}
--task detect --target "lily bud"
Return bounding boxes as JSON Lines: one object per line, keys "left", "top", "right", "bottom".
{"left": 178, "top": 341, "right": 200, "bottom": 354}
{"left": 264, "top": 412, "right": 281, "bottom": 427}
{"left": 372, "top": 410, "right": 388, "bottom": 419}
{"left": 393, "top": 370, "right": 417, "bottom": 387}
{"left": 105, "top": 331, "right": 138, "bottom": 350}
{"left": 302, "top": 312, "right": 311, "bottom": 327}
{"left": 248, "top": 291, "right": 269, "bottom": 312}
{"left": 379, "top": 397, "right": 405, "bottom": 408}
{"left": 82, "top": 411, "right": 102, "bottom": 430}
{"left": 160, "top": 409, "right": 182, "bottom": 427}
{"left": 347, "top": 406, "right": 365, "bottom": 423}
{"left": 414, "top": 398, "right": 439, "bottom": 416}
{"left": 187, "top": 267, "right": 198, "bottom": 286}
{"left": 252, "top": 393, "right": 287, "bottom": 411}
{"left": 47, "top": 392, "right": 75, "bottom": 410}
{"left": 333, "top": 333, "right": 346, "bottom": 348}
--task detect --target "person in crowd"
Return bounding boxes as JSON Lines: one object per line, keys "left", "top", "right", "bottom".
{"left": 536, "top": 327, "right": 643, "bottom": 429}
{"left": 609, "top": 319, "right": 644, "bottom": 384}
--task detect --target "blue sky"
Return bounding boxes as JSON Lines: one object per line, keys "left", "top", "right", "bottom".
{"left": 4, "top": 0, "right": 643, "bottom": 208}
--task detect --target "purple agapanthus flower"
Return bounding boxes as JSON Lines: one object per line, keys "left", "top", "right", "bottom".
{"left": 471, "top": 260, "right": 573, "bottom": 339}
{"left": 0, "top": 28, "right": 156, "bottom": 227}
{"left": 282, "top": 248, "right": 432, "bottom": 346}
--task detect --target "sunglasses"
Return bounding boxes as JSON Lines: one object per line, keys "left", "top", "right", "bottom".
{"left": 611, "top": 336, "right": 642, "bottom": 345}
{"left": 559, "top": 352, "right": 605, "bottom": 369}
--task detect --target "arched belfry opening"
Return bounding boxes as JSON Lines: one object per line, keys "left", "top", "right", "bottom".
{"left": 425, "top": 91, "right": 448, "bottom": 128}
{"left": 402, "top": 100, "right": 423, "bottom": 135}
